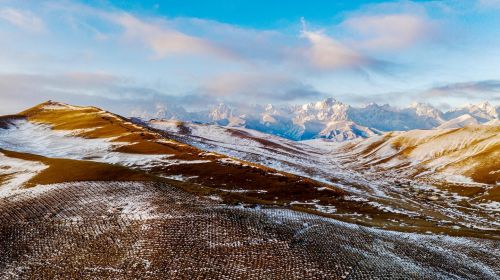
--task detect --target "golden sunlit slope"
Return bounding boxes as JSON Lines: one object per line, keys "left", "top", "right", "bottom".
{"left": 345, "top": 125, "right": 500, "bottom": 184}
{"left": 0, "top": 148, "right": 157, "bottom": 189}
{"left": 18, "top": 101, "right": 189, "bottom": 154}
{"left": 3, "top": 101, "right": 360, "bottom": 218}
{"left": 16, "top": 101, "right": 235, "bottom": 160}
{"left": 2, "top": 102, "right": 499, "bottom": 238}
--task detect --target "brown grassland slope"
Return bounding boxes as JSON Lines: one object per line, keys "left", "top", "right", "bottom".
{"left": 0, "top": 149, "right": 156, "bottom": 187}
{"left": 1, "top": 101, "right": 498, "bottom": 239}
{"left": 348, "top": 126, "right": 500, "bottom": 184}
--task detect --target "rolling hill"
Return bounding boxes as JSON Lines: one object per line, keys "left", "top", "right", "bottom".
{"left": 340, "top": 125, "right": 500, "bottom": 185}
{"left": 0, "top": 101, "right": 498, "bottom": 279}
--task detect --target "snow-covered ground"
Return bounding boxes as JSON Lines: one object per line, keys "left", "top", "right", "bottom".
{"left": 143, "top": 98, "right": 499, "bottom": 141}
{"left": 0, "top": 120, "right": 117, "bottom": 159}
{"left": 0, "top": 152, "right": 47, "bottom": 197}
{"left": 0, "top": 114, "right": 498, "bottom": 235}
{"left": 0, "top": 119, "right": 198, "bottom": 169}
{"left": 0, "top": 180, "right": 498, "bottom": 279}
{"left": 150, "top": 120, "right": 500, "bottom": 233}
{"left": 345, "top": 125, "right": 500, "bottom": 183}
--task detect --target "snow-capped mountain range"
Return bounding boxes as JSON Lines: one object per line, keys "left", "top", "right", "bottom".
{"left": 136, "top": 98, "right": 499, "bottom": 141}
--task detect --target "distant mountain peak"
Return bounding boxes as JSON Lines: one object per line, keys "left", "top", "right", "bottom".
{"left": 408, "top": 102, "right": 444, "bottom": 122}
{"left": 473, "top": 101, "right": 496, "bottom": 115}
{"left": 445, "top": 101, "right": 498, "bottom": 122}
{"left": 316, "top": 97, "right": 337, "bottom": 108}
{"left": 132, "top": 97, "right": 498, "bottom": 141}
{"left": 209, "top": 103, "right": 233, "bottom": 122}
{"left": 364, "top": 103, "right": 393, "bottom": 110}
{"left": 409, "top": 102, "right": 434, "bottom": 109}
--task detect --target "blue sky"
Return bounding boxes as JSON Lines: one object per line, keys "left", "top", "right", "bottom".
{"left": 106, "top": 0, "right": 380, "bottom": 28}
{"left": 0, "top": 0, "right": 499, "bottom": 115}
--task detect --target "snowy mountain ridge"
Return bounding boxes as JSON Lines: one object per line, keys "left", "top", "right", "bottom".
{"left": 138, "top": 98, "right": 499, "bottom": 141}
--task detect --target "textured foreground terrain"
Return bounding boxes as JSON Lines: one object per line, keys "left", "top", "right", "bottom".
{"left": 150, "top": 120, "right": 500, "bottom": 238}
{"left": 1, "top": 181, "right": 498, "bottom": 279}
{"left": 1, "top": 102, "right": 499, "bottom": 279}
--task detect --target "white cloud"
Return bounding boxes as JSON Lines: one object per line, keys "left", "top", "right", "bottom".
{"left": 301, "top": 30, "right": 366, "bottom": 70}
{"left": 1, "top": 0, "right": 489, "bottom": 111}
{"left": 478, "top": 0, "right": 500, "bottom": 8}
{"left": 343, "top": 14, "right": 434, "bottom": 50}
{"left": 112, "top": 14, "right": 237, "bottom": 61}
{"left": 0, "top": 8, "right": 45, "bottom": 32}
{"left": 425, "top": 80, "right": 500, "bottom": 100}
{"left": 0, "top": 72, "right": 173, "bottom": 115}
{"left": 199, "top": 71, "right": 322, "bottom": 102}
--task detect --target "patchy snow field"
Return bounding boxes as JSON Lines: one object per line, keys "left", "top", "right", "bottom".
{"left": 0, "top": 120, "right": 117, "bottom": 159}
{"left": 345, "top": 126, "right": 500, "bottom": 183}
{"left": 0, "top": 181, "right": 498, "bottom": 279}
{"left": 150, "top": 121, "right": 500, "bottom": 236}
{"left": 0, "top": 152, "right": 47, "bottom": 197}
{"left": 0, "top": 119, "right": 198, "bottom": 169}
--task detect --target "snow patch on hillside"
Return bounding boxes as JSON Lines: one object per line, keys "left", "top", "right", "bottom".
{"left": 437, "top": 114, "right": 478, "bottom": 129}
{"left": 0, "top": 152, "right": 47, "bottom": 197}
{"left": 41, "top": 102, "right": 87, "bottom": 111}
{"left": 0, "top": 119, "right": 188, "bottom": 169}
{"left": 0, "top": 120, "right": 117, "bottom": 159}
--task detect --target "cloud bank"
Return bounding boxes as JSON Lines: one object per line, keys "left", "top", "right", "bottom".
{"left": 0, "top": 8, "right": 45, "bottom": 32}
{"left": 0, "top": 0, "right": 498, "bottom": 115}
{"left": 343, "top": 14, "right": 435, "bottom": 50}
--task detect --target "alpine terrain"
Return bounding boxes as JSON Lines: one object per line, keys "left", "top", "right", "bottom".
{"left": 139, "top": 98, "right": 500, "bottom": 142}
{"left": 0, "top": 101, "right": 498, "bottom": 279}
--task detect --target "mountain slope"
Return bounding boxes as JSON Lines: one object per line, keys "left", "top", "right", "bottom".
{"left": 2, "top": 178, "right": 497, "bottom": 279}
{"left": 204, "top": 98, "right": 382, "bottom": 141}
{"left": 436, "top": 114, "right": 479, "bottom": 129}
{"left": 2, "top": 101, "right": 401, "bottom": 226}
{"left": 149, "top": 119, "right": 500, "bottom": 238}
{"left": 1, "top": 101, "right": 499, "bottom": 279}
{"left": 138, "top": 98, "right": 499, "bottom": 142}
{"left": 341, "top": 125, "right": 500, "bottom": 184}
{"left": 444, "top": 102, "right": 498, "bottom": 123}
{"left": 347, "top": 103, "right": 444, "bottom": 131}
